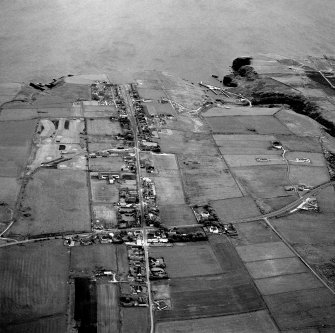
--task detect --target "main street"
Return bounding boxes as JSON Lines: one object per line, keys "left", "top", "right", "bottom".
{"left": 121, "top": 84, "right": 155, "bottom": 333}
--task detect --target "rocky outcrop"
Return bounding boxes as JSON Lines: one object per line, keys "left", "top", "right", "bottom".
{"left": 232, "top": 57, "right": 252, "bottom": 71}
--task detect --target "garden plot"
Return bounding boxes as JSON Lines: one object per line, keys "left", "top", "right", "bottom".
{"left": 205, "top": 116, "right": 292, "bottom": 135}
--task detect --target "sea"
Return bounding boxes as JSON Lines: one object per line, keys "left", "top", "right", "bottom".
{"left": 0, "top": 0, "right": 334, "bottom": 83}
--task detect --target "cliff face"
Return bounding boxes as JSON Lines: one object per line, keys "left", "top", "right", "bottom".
{"left": 224, "top": 56, "right": 335, "bottom": 137}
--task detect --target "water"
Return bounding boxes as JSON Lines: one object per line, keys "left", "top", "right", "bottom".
{"left": 0, "top": 0, "right": 334, "bottom": 83}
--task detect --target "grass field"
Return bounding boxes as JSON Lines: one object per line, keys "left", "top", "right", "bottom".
{"left": 178, "top": 154, "right": 228, "bottom": 170}
{"left": 89, "top": 156, "right": 124, "bottom": 172}
{"left": 97, "top": 283, "right": 120, "bottom": 333}
{"left": 158, "top": 131, "right": 218, "bottom": 155}
{"left": 70, "top": 244, "right": 117, "bottom": 276}
{"left": 2, "top": 314, "right": 67, "bottom": 333}
{"left": 255, "top": 272, "right": 323, "bottom": 296}
{"left": 150, "top": 243, "right": 222, "bottom": 278}
{"left": 0, "top": 177, "right": 20, "bottom": 208}
{"left": 232, "top": 165, "right": 290, "bottom": 198}
{"left": 316, "top": 186, "right": 335, "bottom": 213}
{"left": 48, "top": 83, "right": 90, "bottom": 102}
{"left": 0, "top": 240, "right": 69, "bottom": 326}
{"left": 210, "top": 196, "right": 260, "bottom": 222}
{"left": 0, "top": 108, "right": 39, "bottom": 121}
{"left": 181, "top": 169, "right": 242, "bottom": 204}
{"left": 155, "top": 310, "right": 279, "bottom": 333}
{"left": 92, "top": 204, "right": 118, "bottom": 228}
{"left": 83, "top": 105, "right": 118, "bottom": 118}
{"left": 230, "top": 221, "right": 279, "bottom": 247}
{"left": 0, "top": 146, "right": 33, "bottom": 177}
{"left": 257, "top": 195, "right": 298, "bottom": 214}
{"left": 159, "top": 204, "right": 197, "bottom": 227}
{"left": 245, "top": 257, "right": 308, "bottom": 279}
{"left": 275, "top": 109, "right": 323, "bottom": 137}
{"left": 121, "top": 308, "right": 149, "bottom": 333}
{"left": 9, "top": 169, "right": 90, "bottom": 237}
{"left": 145, "top": 101, "right": 176, "bottom": 116}
{"left": 87, "top": 119, "right": 122, "bottom": 136}
{"left": 289, "top": 165, "right": 330, "bottom": 186}
{"left": 236, "top": 241, "right": 295, "bottom": 262}
{"left": 152, "top": 153, "right": 178, "bottom": 171}
{"left": 153, "top": 176, "right": 185, "bottom": 205}
{"left": 162, "top": 114, "right": 208, "bottom": 133}
{"left": 286, "top": 152, "right": 326, "bottom": 167}
{"left": 0, "top": 120, "right": 36, "bottom": 146}
{"left": 215, "top": 134, "right": 277, "bottom": 155}
{"left": 116, "top": 245, "right": 129, "bottom": 280}
{"left": 156, "top": 274, "right": 264, "bottom": 321}
{"left": 224, "top": 153, "right": 284, "bottom": 167}
{"left": 138, "top": 87, "right": 166, "bottom": 100}
{"left": 205, "top": 116, "right": 292, "bottom": 135}
{"left": 264, "top": 288, "right": 335, "bottom": 330}
{"left": 203, "top": 106, "right": 280, "bottom": 117}
{"left": 276, "top": 134, "right": 322, "bottom": 152}
{"left": 90, "top": 178, "right": 119, "bottom": 203}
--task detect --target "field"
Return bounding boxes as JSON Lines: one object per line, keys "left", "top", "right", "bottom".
{"left": 9, "top": 169, "right": 91, "bottom": 237}
{"left": 92, "top": 204, "right": 118, "bottom": 228}
{"left": 0, "top": 240, "right": 69, "bottom": 327}
{"left": 245, "top": 257, "right": 308, "bottom": 279}
{"left": 137, "top": 87, "right": 166, "bottom": 100}
{"left": 97, "top": 283, "right": 120, "bottom": 333}
{"left": 255, "top": 272, "right": 323, "bottom": 296}
{"left": 121, "top": 308, "right": 149, "bottom": 333}
{"left": 87, "top": 119, "right": 122, "bottom": 136}
{"left": 155, "top": 310, "right": 279, "bottom": 333}
{"left": 232, "top": 165, "right": 290, "bottom": 198}
{"left": 0, "top": 177, "right": 20, "bottom": 208}
{"left": 276, "top": 134, "right": 322, "bottom": 152}
{"left": 152, "top": 153, "right": 178, "bottom": 171}
{"left": 153, "top": 176, "right": 185, "bottom": 205}
{"left": 258, "top": 195, "right": 298, "bottom": 213}
{"left": 236, "top": 241, "right": 295, "bottom": 262}
{"left": 205, "top": 116, "right": 292, "bottom": 135}
{"left": 202, "top": 106, "right": 280, "bottom": 117}
{"left": 159, "top": 204, "right": 197, "bottom": 227}
{"left": 90, "top": 178, "right": 119, "bottom": 203}
{"left": 158, "top": 131, "right": 218, "bottom": 155}
{"left": 230, "top": 221, "right": 279, "bottom": 247}
{"left": 83, "top": 105, "right": 118, "bottom": 118}
{"left": 181, "top": 169, "right": 242, "bottom": 204}
{"left": 286, "top": 152, "right": 326, "bottom": 167}
{"left": 145, "top": 101, "right": 176, "bottom": 116}
{"left": 0, "top": 108, "right": 38, "bottom": 121}
{"left": 70, "top": 244, "right": 118, "bottom": 275}
{"left": 264, "top": 288, "right": 335, "bottom": 330}
{"left": 210, "top": 197, "right": 260, "bottom": 222}
{"left": 89, "top": 156, "right": 124, "bottom": 172}
{"left": 162, "top": 114, "right": 208, "bottom": 132}
{"left": 155, "top": 273, "right": 264, "bottom": 321}
{"left": 47, "top": 83, "right": 90, "bottom": 102}
{"left": 317, "top": 186, "right": 335, "bottom": 213}
{"left": 178, "top": 154, "right": 228, "bottom": 170}
{"left": 214, "top": 134, "right": 276, "bottom": 155}
{"left": 289, "top": 165, "right": 330, "bottom": 186}
{"left": 275, "top": 109, "right": 323, "bottom": 137}
{"left": 223, "top": 154, "right": 284, "bottom": 167}
{"left": 150, "top": 243, "right": 222, "bottom": 278}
